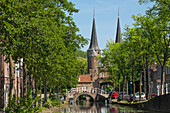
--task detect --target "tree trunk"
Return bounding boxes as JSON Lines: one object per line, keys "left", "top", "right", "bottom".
{"left": 113, "top": 76, "right": 116, "bottom": 92}
{"left": 44, "top": 81, "right": 47, "bottom": 102}
{"left": 163, "top": 66, "right": 166, "bottom": 94}
{"left": 22, "top": 58, "right": 27, "bottom": 102}
{"left": 53, "top": 84, "right": 55, "bottom": 96}
{"left": 123, "top": 75, "right": 125, "bottom": 100}
{"left": 126, "top": 77, "right": 129, "bottom": 101}
{"left": 9, "top": 54, "right": 14, "bottom": 103}
{"left": 39, "top": 77, "right": 42, "bottom": 106}
{"left": 32, "top": 70, "right": 36, "bottom": 96}
{"left": 139, "top": 67, "right": 142, "bottom": 101}
{"left": 126, "top": 76, "right": 129, "bottom": 96}
{"left": 132, "top": 61, "right": 135, "bottom": 101}
{"left": 57, "top": 87, "right": 59, "bottom": 98}
{"left": 144, "top": 67, "right": 146, "bottom": 95}
{"left": 118, "top": 75, "right": 120, "bottom": 95}
{"left": 49, "top": 85, "right": 52, "bottom": 98}
{"left": 19, "top": 60, "right": 23, "bottom": 99}
{"left": 28, "top": 67, "right": 34, "bottom": 96}
{"left": 34, "top": 71, "right": 37, "bottom": 97}
{"left": 145, "top": 56, "right": 149, "bottom": 99}
{"left": 35, "top": 75, "right": 38, "bottom": 106}
{"left": 161, "top": 65, "right": 166, "bottom": 95}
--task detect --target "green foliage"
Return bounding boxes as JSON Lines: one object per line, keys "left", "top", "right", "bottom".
{"left": 77, "top": 57, "right": 88, "bottom": 74}
{"left": 50, "top": 95, "right": 60, "bottom": 107}
{"left": 99, "top": 0, "right": 169, "bottom": 97}
{"left": 43, "top": 99, "right": 52, "bottom": 108}
{"left": 0, "top": 0, "right": 88, "bottom": 110}
{"left": 3, "top": 95, "right": 41, "bottom": 113}
{"left": 139, "top": 0, "right": 170, "bottom": 8}
{"left": 43, "top": 95, "right": 60, "bottom": 108}
{"left": 77, "top": 49, "right": 87, "bottom": 58}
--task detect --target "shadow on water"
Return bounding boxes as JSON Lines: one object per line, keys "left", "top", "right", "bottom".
{"left": 55, "top": 100, "right": 160, "bottom": 113}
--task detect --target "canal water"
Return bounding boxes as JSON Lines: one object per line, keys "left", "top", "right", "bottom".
{"left": 55, "top": 100, "right": 159, "bottom": 113}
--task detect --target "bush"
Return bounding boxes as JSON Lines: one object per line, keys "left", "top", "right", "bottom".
{"left": 3, "top": 94, "right": 41, "bottom": 113}
{"left": 43, "top": 99, "right": 52, "bottom": 109}
{"left": 50, "top": 95, "right": 60, "bottom": 107}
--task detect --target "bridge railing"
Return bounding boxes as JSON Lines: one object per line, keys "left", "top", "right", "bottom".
{"left": 91, "top": 88, "right": 107, "bottom": 94}
{"left": 91, "top": 88, "right": 99, "bottom": 94}
{"left": 67, "top": 87, "right": 109, "bottom": 97}
{"left": 67, "top": 87, "right": 91, "bottom": 96}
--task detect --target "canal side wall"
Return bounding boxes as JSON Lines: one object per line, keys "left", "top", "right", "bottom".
{"left": 95, "top": 94, "right": 105, "bottom": 102}
{"left": 116, "top": 94, "right": 170, "bottom": 112}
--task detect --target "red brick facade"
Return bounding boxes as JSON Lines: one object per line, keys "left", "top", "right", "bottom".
{"left": 76, "top": 14, "right": 109, "bottom": 92}
{"left": 0, "top": 55, "right": 23, "bottom": 108}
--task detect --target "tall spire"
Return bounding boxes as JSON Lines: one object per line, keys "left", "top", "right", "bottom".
{"left": 118, "top": 8, "right": 119, "bottom": 17}
{"left": 88, "top": 9, "right": 100, "bottom": 50}
{"left": 115, "top": 8, "right": 122, "bottom": 43}
{"left": 93, "top": 8, "right": 95, "bottom": 18}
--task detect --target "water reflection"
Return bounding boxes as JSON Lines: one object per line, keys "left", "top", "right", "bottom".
{"left": 56, "top": 101, "right": 156, "bottom": 113}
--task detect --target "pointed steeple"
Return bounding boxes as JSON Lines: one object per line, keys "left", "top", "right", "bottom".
{"left": 88, "top": 9, "right": 100, "bottom": 50}
{"left": 115, "top": 8, "right": 122, "bottom": 43}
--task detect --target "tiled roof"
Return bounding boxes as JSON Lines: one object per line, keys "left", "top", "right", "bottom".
{"left": 78, "top": 75, "right": 91, "bottom": 83}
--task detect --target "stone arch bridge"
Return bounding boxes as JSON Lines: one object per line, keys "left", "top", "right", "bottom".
{"left": 67, "top": 88, "right": 109, "bottom": 104}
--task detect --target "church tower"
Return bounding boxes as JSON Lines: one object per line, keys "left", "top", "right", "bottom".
{"left": 115, "top": 9, "right": 122, "bottom": 43}
{"left": 87, "top": 10, "right": 101, "bottom": 76}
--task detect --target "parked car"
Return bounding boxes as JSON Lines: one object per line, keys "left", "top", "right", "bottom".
{"left": 130, "top": 92, "right": 146, "bottom": 101}
{"left": 118, "top": 92, "right": 127, "bottom": 100}
{"left": 130, "top": 94, "right": 133, "bottom": 101}
{"left": 111, "top": 92, "right": 119, "bottom": 99}
{"left": 135, "top": 92, "right": 146, "bottom": 101}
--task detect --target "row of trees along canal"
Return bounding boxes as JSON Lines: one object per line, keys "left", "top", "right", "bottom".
{"left": 0, "top": 0, "right": 88, "bottom": 112}
{"left": 98, "top": 0, "right": 170, "bottom": 101}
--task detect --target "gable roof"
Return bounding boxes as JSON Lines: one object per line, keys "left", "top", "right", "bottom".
{"left": 78, "top": 75, "right": 91, "bottom": 83}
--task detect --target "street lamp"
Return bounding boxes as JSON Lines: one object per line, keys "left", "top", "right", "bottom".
{"left": 130, "top": 77, "right": 132, "bottom": 95}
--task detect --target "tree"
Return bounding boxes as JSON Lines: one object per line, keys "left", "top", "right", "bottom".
{"left": 116, "top": 42, "right": 131, "bottom": 100}
{"left": 133, "top": 0, "right": 170, "bottom": 95}
{"left": 77, "top": 49, "right": 87, "bottom": 58}
{"left": 0, "top": 0, "right": 88, "bottom": 109}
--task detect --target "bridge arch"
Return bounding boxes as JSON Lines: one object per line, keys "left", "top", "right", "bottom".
{"left": 74, "top": 101, "right": 96, "bottom": 112}
{"left": 74, "top": 93, "right": 97, "bottom": 103}
{"left": 67, "top": 87, "right": 109, "bottom": 105}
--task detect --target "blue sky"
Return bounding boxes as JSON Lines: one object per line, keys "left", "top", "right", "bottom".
{"left": 68, "top": 0, "right": 154, "bottom": 51}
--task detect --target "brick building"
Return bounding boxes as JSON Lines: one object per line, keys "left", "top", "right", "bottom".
{"left": 150, "top": 65, "right": 170, "bottom": 96}
{"left": 76, "top": 12, "right": 102, "bottom": 91}
{"left": 0, "top": 55, "right": 23, "bottom": 109}
{"left": 77, "top": 11, "right": 122, "bottom": 91}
